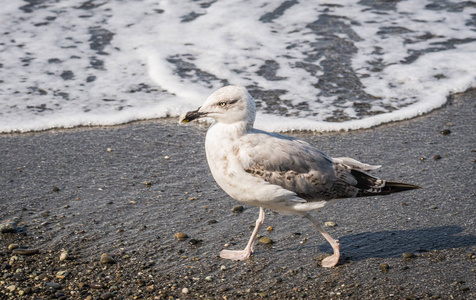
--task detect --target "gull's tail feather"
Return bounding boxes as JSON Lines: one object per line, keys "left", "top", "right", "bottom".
{"left": 351, "top": 169, "right": 421, "bottom": 197}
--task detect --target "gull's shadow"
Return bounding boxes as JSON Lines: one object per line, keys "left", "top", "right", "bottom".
{"left": 277, "top": 226, "right": 476, "bottom": 261}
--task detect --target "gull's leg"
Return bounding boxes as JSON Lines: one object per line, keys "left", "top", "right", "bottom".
{"left": 220, "top": 207, "right": 265, "bottom": 261}
{"left": 304, "top": 213, "right": 341, "bottom": 268}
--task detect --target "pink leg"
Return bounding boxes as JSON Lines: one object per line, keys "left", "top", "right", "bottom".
{"left": 220, "top": 207, "right": 265, "bottom": 261}
{"left": 304, "top": 213, "right": 341, "bottom": 268}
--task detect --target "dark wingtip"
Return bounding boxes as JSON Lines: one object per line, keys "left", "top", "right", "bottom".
{"left": 386, "top": 182, "right": 422, "bottom": 190}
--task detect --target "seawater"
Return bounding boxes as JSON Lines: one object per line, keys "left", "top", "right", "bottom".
{"left": 1, "top": 0, "right": 475, "bottom": 133}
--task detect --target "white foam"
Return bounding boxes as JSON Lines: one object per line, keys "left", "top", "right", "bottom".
{"left": 0, "top": 0, "right": 474, "bottom": 133}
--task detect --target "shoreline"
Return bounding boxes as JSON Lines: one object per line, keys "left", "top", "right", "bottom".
{"left": 0, "top": 88, "right": 475, "bottom": 299}
{"left": 2, "top": 87, "right": 472, "bottom": 137}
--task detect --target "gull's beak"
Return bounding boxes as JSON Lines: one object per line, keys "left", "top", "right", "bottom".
{"left": 179, "top": 107, "right": 207, "bottom": 124}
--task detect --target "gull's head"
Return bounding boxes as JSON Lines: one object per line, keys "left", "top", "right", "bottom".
{"left": 179, "top": 85, "right": 256, "bottom": 125}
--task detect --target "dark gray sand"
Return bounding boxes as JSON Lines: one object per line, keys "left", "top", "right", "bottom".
{"left": 1, "top": 89, "right": 475, "bottom": 299}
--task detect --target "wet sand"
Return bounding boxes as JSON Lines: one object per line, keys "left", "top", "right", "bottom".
{"left": 1, "top": 88, "right": 475, "bottom": 299}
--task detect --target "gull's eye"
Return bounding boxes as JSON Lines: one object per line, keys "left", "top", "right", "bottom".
{"left": 218, "top": 101, "right": 227, "bottom": 107}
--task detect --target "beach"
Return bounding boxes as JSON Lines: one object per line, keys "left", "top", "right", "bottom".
{"left": 0, "top": 88, "right": 475, "bottom": 299}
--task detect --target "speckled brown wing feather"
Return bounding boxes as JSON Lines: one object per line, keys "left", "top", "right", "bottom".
{"left": 239, "top": 130, "right": 360, "bottom": 201}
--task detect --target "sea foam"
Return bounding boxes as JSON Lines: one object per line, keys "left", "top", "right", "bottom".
{"left": 0, "top": 0, "right": 474, "bottom": 133}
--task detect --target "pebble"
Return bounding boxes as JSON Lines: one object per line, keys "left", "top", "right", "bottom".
{"left": 46, "top": 282, "right": 62, "bottom": 290}
{"left": 0, "top": 221, "right": 17, "bottom": 233}
{"left": 12, "top": 248, "right": 39, "bottom": 256}
{"left": 440, "top": 129, "right": 451, "bottom": 135}
{"left": 220, "top": 265, "right": 227, "bottom": 271}
{"left": 189, "top": 238, "right": 201, "bottom": 245}
{"left": 52, "top": 186, "right": 61, "bottom": 192}
{"left": 77, "top": 282, "right": 87, "bottom": 288}
{"left": 146, "top": 285, "right": 155, "bottom": 292}
{"left": 231, "top": 205, "right": 244, "bottom": 213}
{"left": 100, "top": 253, "right": 116, "bottom": 264}
{"left": 182, "top": 287, "right": 189, "bottom": 294}
{"left": 205, "top": 276, "right": 213, "bottom": 282}
{"left": 207, "top": 219, "right": 217, "bottom": 224}
{"left": 379, "top": 263, "right": 390, "bottom": 272}
{"left": 59, "top": 251, "right": 69, "bottom": 261}
{"left": 6, "top": 285, "right": 16, "bottom": 292}
{"left": 8, "top": 244, "right": 19, "bottom": 251}
{"left": 56, "top": 270, "right": 69, "bottom": 279}
{"left": 433, "top": 154, "right": 442, "bottom": 160}
{"left": 402, "top": 252, "right": 416, "bottom": 260}
{"left": 174, "top": 232, "right": 188, "bottom": 241}
{"left": 142, "top": 181, "right": 152, "bottom": 187}
{"left": 91, "top": 282, "right": 105, "bottom": 289}
{"left": 325, "top": 221, "right": 337, "bottom": 227}
{"left": 101, "top": 292, "right": 113, "bottom": 299}
{"left": 258, "top": 237, "right": 273, "bottom": 244}
{"left": 106, "top": 148, "right": 112, "bottom": 152}
{"left": 266, "top": 226, "right": 273, "bottom": 232}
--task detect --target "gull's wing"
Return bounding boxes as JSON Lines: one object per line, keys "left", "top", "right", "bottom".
{"left": 237, "top": 130, "right": 359, "bottom": 201}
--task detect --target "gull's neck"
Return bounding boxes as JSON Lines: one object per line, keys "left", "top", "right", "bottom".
{"left": 210, "top": 120, "right": 252, "bottom": 140}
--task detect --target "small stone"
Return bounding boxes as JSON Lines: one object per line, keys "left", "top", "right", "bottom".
{"left": 220, "top": 265, "right": 227, "bottom": 271}
{"left": 379, "top": 263, "right": 390, "bottom": 272}
{"left": 59, "top": 251, "right": 69, "bottom": 261}
{"left": 164, "top": 155, "right": 170, "bottom": 160}
{"left": 266, "top": 226, "right": 273, "bottom": 232}
{"left": 402, "top": 252, "right": 416, "bottom": 260}
{"left": 8, "top": 244, "right": 19, "bottom": 251}
{"left": 231, "top": 205, "right": 244, "bottom": 213}
{"left": 182, "top": 287, "right": 189, "bottom": 294}
{"left": 205, "top": 276, "right": 213, "bottom": 282}
{"left": 433, "top": 154, "right": 442, "bottom": 160}
{"left": 46, "top": 282, "right": 62, "bottom": 290}
{"left": 189, "top": 238, "right": 201, "bottom": 245}
{"left": 207, "top": 219, "right": 217, "bottom": 224}
{"left": 258, "top": 237, "right": 273, "bottom": 244}
{"left": 142, "top": 181, "right": 152, "bottom": 187}
{"left": 0, "top": 221, "right": 17, "bottom": 233}
{"left": 6, "top": 285, "right": 16, "bottom": 292}
{"left": 440, "top": 129, "right": 451, "bottom": 135}
{"left": 56, "top": 270, "right": 69, "bottom": 279}
{"left": 12, "top": 248, "right": 39, "bottom": 256}
{"left": 325, "top": 221, "right": 337, "bottom": 227}
{"left": 174, "top": 232, "right": 188, "bottom": 241}
{"left": 106, "top": 148, "right": 112, "bottom": 153}
{"left": 53, "top": 186, "right": 61, "bottom": 192}
{"left": 100, "top": 253, "right": 116, "bottom": 264}
{"left": 91, "top": 282, "right": 105, "bottom": 289}
{"left": 78, "top": 282, "right": 87, "bottom": 288}
{"left": 146, "top": 285, "right": 155, "bottom": 292}
{"left": 466, "top": 252, "right": 475, "bottom": 259}
{"left": 101, "top": 292, "right": 113, "bottom": 300}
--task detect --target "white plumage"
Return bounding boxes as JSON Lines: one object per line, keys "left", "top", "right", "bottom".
{"left": 180, "top": 85, "right": 420, "bottom": 267}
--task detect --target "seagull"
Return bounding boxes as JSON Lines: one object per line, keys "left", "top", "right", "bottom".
{"left": 179, "top": 85, "right": 420, "bottom": 268}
